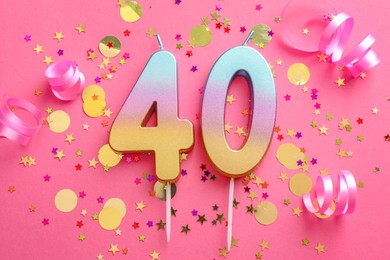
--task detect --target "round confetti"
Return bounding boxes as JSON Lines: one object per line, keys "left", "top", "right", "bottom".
{"left": 287, "top": 63, "right": 310, "bottom": 85}
{"left": 98, "top": 144, "right": 122, "bottom": 167}
{"left": 82, "top": 84, "right": 106, "bottom": 102}
{"left": 254, "top": 201, "right": 278, "bottom": 225}
{"left": 276, "top": 143, "right": 305, "bottom": 170}
{"left": 154, "top": 181, "right": 177, "bottom": 201}
{"left": 99, "top": 36, "right": 122, "bottom": 58}
{"left": 104, "top": 198, "right": 126, "bottom": 218}
{"left": 83, "top": 96, "right": 106, "bottom": 118}
{"left": 190, "top": 25, "right": 212, "bottom": 47}
{"left": 48, "top": 110, "right": 71, "bottom": 133}
{"left": 98, "top": 207, "right": 122, "bottom": 230}
{"left": 314, "top": 200, "right": 335, "bottom": 219}
{"left": 119, "top": 0, "right": 143, "bottom": 23}
{"left": 251, "top": 24, "right": 272, "bottom": 47}
{"left": 289, "top": 173, "right": 313, "bottom": 196}
{"left": 54, "top": 189, "right": 78, "bottom": 213}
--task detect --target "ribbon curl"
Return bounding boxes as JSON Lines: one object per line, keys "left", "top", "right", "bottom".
{"left": 303, "top": 170, "right": 357, "bottom": 216}
{"left": 319, "top": 12, "right": 380, "bottom": 77}
{"left": 0, "top": 95, "right": 43, "bottom": 146}
{"left": 45, "top": 60, "right": 85, "bottom": 101}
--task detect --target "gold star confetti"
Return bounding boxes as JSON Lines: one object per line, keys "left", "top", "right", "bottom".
{"left": 97, "top": 254, "right": 104, "bottom": 260}
{"left": 136, "top": 201, "right": 146, "bottom": 211}
{"left": 109, "top": 244, "right": 119, "bottom": 255}
{"left": 286, "top": 128, "right": 296, "bottom": 138}
{"left": 65, "top": 133, "right": 75, "bottom": 144}
{"left": 180, "top": 153, "right": 188, "bottom": 161}
{"left": 43, "top": 56, "right": 53, "bottom": 66}
{"left": 302, "top": 28, "right": 309, "bottom": 35}
{"left": 211, "top": 12, "right": 221, "bottom": 21}
{"left": 315, "top": 243, "right": 325, "bottom": 254}
{"left": 103, "top": 108, "right": 113, "bottom": 118}
{"left": 259, "top": 240, "right": 269, "bottom": 250}
{"left": 224, "top": 123, "right": 233, "bottom": 133}
{"left": 54, "top": 32, "right": 64, "bottom": 42}
{"left": 150, "top": 250, "right": 160, "bottom": 260}
{"left": 231, "top": 237, "right": 239, "bottom": 247}
{"left": 226, "top": 95, "right": 236, "bottom": 105}
{"left": 253, "top": 176, "right": 264, "bottom": 187}
{"left": 54, "top": 150, "right": 66, "bottom": 161}
{"left": 234, "top": 126, "right": 245, "bottom": 137}
{"left": 76, "top": 24, "right": 86, "bottom": 33}
{"left": 292, "top": 206, "right": 303, "bottom": 216}
{"left": 335, "top": 77, "right": 345, "bottom": 87}
{"left": 248, "top": 191, "right": 258, "bottom": 201}
{"left": 318, "top": 125, "right": 329, "bottom": 135}
{"left": 147, "top": 28, "right": 157, "bottom": 37}
{"left": 219, "top": 247, "right": 229, "bottom": 258}
{"left": 33, "top": 44, "right": 44, "bottom": 54}
{"left": 81, "top": 209, "right": 87, "bottom": 216}
{"left": 278, "top": 172, "right": 288, "bottom": 182}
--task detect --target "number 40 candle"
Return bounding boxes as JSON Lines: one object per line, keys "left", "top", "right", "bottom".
{"left": 109, "top": 32, "right": 276, "bottom": 248}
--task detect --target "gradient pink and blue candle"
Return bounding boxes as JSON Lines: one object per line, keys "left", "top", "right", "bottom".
{"left": 109, "top": 50, "right": 194, "bottom": 182}
{"left": 201, "top": 46, "right": 276, "bottom": 178}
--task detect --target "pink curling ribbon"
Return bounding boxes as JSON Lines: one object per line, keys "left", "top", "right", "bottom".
{"left": 0, "top": 95, "right": 43, "bottom": 146}
{"left": 303, "top": 170, "right": 357, "bottom": 216}
{"left": 319, "top": 13, "right": 380, "bottom": 78}
{"left": 45, "top": 60, "right": 85, "bottom": 101}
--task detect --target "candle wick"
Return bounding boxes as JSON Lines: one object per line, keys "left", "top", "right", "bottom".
{"left": 156, "top": 34, "right": 164, "bottom": 50}
{"left": 243, "top": 31, "right": 254, "bottom": 46}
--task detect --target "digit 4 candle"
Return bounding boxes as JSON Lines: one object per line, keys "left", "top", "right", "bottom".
{"left": 109, "top": 35, "right": 194, "bottom": 242}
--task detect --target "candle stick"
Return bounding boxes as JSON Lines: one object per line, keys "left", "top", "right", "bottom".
{"left": 109, "top": 34, "right": 194, "bottom": 243}
{"left": 201, "top": 31, "right": 276, "bottom": 251}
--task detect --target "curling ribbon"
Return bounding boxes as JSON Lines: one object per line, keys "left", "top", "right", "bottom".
{"left": 319, "top": 12, "right": 380, "bottom": 77}
{"left": 45, "top": 60, "right": 85, "bottom": 101}
{"left": 0, "top": 95, "right": 43, "bottom": 146}
{"left": 303, "top": 170, "right": 357, "bottom": 216}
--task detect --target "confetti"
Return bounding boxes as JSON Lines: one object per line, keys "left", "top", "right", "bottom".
{"left": 276, "top": 143, "right": 305, "bottom": 170}
{"left": 254, "top": 201, "right": 278, "bottom": 225}
{"left": 287, "top": 63, "right": 310, "bottom": 85}
{"left": 54, "top": 189, "right": 78, "bottom": 212}
{"left": 99, "top": 36, "right": 122, "bottom": 58}
{"left": 118, "top": 0, "right": 143, "bottom": 23}
{"left": 47, "top": 110, "right": 71, "bottom": 133}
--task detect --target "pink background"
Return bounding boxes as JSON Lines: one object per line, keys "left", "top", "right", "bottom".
{"left": 1, "top": 0, "right": 389, "bottom": 259}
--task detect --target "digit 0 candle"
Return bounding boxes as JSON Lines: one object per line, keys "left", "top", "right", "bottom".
{"left": 201, "top": 31, "right": 276, "bottom": 250}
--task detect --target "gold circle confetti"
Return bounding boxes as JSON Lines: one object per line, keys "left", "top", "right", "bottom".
{"left": 251, "top": 24, "right": 272, "bottom": 47}
{"left": 314, "top": 200, "right": 336, "bottom": 219}
{"left": 54, "top": 189, "right": 78, "bottom": 213}
{"left": 154, "top": 181, "right": 177, "bottom": 201}
{"left": 254, "top": 201, "right": 278, "bottom": 225}
{"left": 119, "top": 0, "right": 143, "bottom": 23}
{"left": 98, "top": 144, "right": 122, "bottom": 167}
{"left": 104, "top": 198, "right": 127, "bottom": 218}
{"left": 276, "top": 143, "right": 305, "bottom": 170}
{"left": 287, "top": 63, "right": 310, "bottom": 85}
{"left": 82, "top": 84, "right": 106, "bottom": 102}
{"left": 48, "top": 110, "right": 71, "bottom": 133}
{"left": 83, "top": 96, "right": 106, "bottom": 118}
{"left": 98, "top": 207, "right": 122, "bottom": 230}
{"left": 289, "top": 173, "right": 313, "bottom": 196}
{"left": 99, "top": 36, "right": 122, "bottom": 58}
{"left": 190, "top": 25, "right": 212, "bottom": 47}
